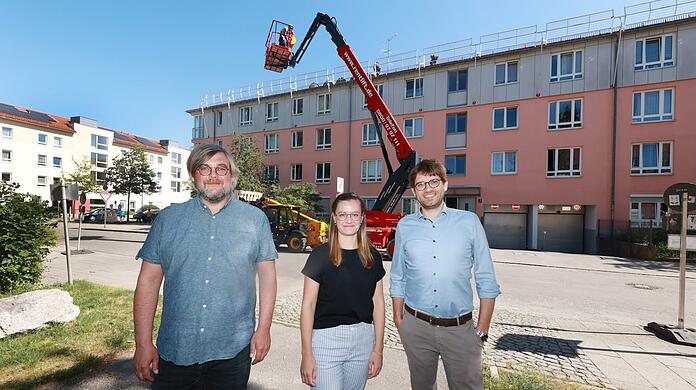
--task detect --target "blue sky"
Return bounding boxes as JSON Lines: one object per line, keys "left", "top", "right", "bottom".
{"left": 1, "top": 0, "right": 634, "bottom": 146}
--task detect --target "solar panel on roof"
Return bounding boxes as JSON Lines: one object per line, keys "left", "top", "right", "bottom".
{"left": 134, "top": 136, "right": 161, "bottom": 148}
{"left": 113, "top": 132, "right": 132, "bottom": 142}
{"left": 0, "top": 103, "right": 56, "bottom": 124}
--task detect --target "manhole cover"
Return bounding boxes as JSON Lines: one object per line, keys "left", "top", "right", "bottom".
{"left": 626, "top": 283, "right": 661, "bottom": 290}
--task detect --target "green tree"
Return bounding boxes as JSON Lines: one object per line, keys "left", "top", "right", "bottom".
{"left": 63, "top": 156, "right": 101, "bottom": 195}
{"left": 105, "top": 148, "right": 159, "bottom": 221}
{"left": 0, "top": 181, "right": 56, "bottom": 292}
{"left": 228, "top": 134, "right": 266, "bottom": 192}
{"left": 268, "top": 182, "right": 323, "bottom": 214}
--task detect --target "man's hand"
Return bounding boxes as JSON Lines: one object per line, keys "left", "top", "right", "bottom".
{"left": 133, "top": 343, "right": 159, "bottom": 382}
{"left": 250, "top": 328, "right": 271, "bottom": 364}
{"left": 391, "top": 297, "right": 404, "bottom": 328}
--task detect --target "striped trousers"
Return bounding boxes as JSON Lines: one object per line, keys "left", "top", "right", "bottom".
{"left": 311, "top": 322, "right": 375, "bottom": 390}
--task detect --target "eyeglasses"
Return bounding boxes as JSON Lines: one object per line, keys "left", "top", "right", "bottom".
{"left": 413, "top": 178, "right": 442, "bottom": 191}
{"left": 197, "top": 165, "right": 229, "bottom": 176}
{"left": 335, "top": 212, "right": 362, "bottom": 221}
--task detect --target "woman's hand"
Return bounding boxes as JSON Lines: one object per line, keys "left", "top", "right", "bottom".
{"left": 367, "top": 350, "right": 383, "bottom": 379}
{"left": 300, "top": 354, "right": 317, "bottom": 387}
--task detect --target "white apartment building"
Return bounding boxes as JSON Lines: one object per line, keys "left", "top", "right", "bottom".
{"left": 0, "top": 102, "right": 191, "bottom": 213}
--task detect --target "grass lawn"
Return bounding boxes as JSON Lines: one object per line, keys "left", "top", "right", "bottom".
{"left": 0, "top": 280, "right": 160, "bottom": 390}
{"left": 486, "top": 367, "right": 585, "bottom": 390}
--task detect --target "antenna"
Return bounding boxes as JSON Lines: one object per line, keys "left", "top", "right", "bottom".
{"left": 381, "top": 33, "right": 398, "bottom": 72}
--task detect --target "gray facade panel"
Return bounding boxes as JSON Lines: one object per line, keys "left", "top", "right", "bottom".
{"left": 478, "top": 63, "right": 494, "bottom": 103}
{"left": 584, "top": 44, "right": 599, "bottom": 91}
{"left": 677, "top": 26, "right": 696, "bottom": 79}
{"left": 519, "top": 56, "right": 536, "bottom": 98}
{"left": 447, "top": 91, "right": 468, "bottom": 107}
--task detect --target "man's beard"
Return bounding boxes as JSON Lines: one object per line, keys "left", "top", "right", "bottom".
{"left": 195, "top": 180, "right": 233, "bottom": 203}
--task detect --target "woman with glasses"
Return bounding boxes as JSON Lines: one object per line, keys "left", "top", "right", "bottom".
{"left": 300, "top": 192, "right": 386, "bottom": 389}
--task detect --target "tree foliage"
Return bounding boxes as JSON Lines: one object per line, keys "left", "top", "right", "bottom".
{"left": 105, "top": 148, "right": 159, "bottom": 220}
{"left": 63, "top": 156, "right": 101, "bottom": 194}
{"left": 268, "top": 182, "right": 323, "bottom": 214}
{"left": 0, "top": 181, "right": 56, "bottom": 292}
{"left": 228, "top": 134, "right": 266, "bottom": 192}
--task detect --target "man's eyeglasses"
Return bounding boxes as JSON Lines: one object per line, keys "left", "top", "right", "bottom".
{"left": 197, "top": 165, "right": 230, "bottom": 176}
{"left": 413, "top": 178, "right": 442, "bottom": 191}
{"left": 335, "top": 212, "right": 362, "bottom": 221}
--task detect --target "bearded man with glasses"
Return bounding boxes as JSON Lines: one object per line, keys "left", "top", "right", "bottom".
{"left": 390, "top": 159, "right": 500, "bottom": 390}
{"left": 133, "top": 144, "right": 278, "bottom": 389}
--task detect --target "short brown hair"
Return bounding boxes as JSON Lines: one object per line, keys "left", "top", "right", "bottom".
{"left": 187, "top": 143, "right": 241, "bottom": 190}
{"left": 408, "top": 159, "right": 447, "bottom": 188}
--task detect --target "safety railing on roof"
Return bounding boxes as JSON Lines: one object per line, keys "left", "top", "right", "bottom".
{"left": 197, "top": 0, "right": 696, "bottom": 110}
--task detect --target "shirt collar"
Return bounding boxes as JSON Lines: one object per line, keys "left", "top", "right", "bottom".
{"left": 194, "top": 193, "right": 236, "bottom": 214}
{"left": 416, "top": 202, "right": 449, "bottom": 221}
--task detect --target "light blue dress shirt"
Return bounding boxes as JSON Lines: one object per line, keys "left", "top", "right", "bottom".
{"left": 136, "top": 196, "right": 277, "bottom": 365}
{"left": 389, "top": 204, "right": 500, "bottom": 318}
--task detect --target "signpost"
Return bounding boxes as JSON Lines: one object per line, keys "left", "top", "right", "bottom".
{"left": 336, "top": 177, "right": 344, "bottom": 194}
{"left": 100, "top": 186, "right": 112, "bottom": 228}
{"left": 49, "top": 182, "right": 78, "bottom": 285}
{"left": 647, "top": 183, "right": 696, "bottom": 346}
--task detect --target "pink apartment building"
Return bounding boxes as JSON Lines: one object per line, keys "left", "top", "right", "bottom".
{"left": 188, "top": 4, "right": 696, "bottom": 254}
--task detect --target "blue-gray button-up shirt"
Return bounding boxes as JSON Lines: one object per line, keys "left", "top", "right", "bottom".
{"left": 389, "top": 205, "right": 500, "bottom": 318}
{"left": 136, "top": 196, "right": 277, "bottom": 366}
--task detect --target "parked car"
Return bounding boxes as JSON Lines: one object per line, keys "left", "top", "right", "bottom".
{"left": 134, "top": 207, "right": 160, "bottom": 223}
{"left": 82, "top": 208, "right": 105, "bottom": 223}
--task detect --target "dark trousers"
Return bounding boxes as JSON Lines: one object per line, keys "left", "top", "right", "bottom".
{"left": 152, "top": 345, "right": 251, "bottom": 390}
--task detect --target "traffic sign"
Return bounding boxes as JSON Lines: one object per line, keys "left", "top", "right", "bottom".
{"left": 100, "top": 190, "right": 112, "bottom": 204}
{"left": 664, "top": 183, "right": 696, "bottom": 212}
{"left": 511, "top": 204, "right": 520, "bottom": 211}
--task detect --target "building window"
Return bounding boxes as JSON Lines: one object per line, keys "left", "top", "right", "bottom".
{"left": 264, "top": 165, "right": 279, "bottom": 184}
{"left": 317, "top": 93, "right": 332, "bottom": 115}
{"left": 404, "top": 117, "right": 424, "bottom": 138}
{"left": 264, "top": 134, "right": 279, "bottom": 154}
{"left": 445, "top": 155, "right": 466, "bottom": 175}
{"left": 91, "top": 134, "right": 108, "bottom": 150}
{"left": 291, "top": 131, "right": 303, "bottom": 148}
{"left": 547, "top": 147, "right": 581, "bottom": 177}
{"left": 363, "top": 84, "right": 384, "bottom": 108}
{"left": 316, "top": 128, "right": 331, "bottom": 150}
{"left": 491, "top": 151, "right": 517, "bottom": 174}
{"left": 495, "top": 61, "right": 518, "bottom": 85}
{"left": 171, "top": 181, "right": 181, "bottom": 192}
{"left": 37, "top": 176, "right": 47, "bottom": 187}
{"left": 38, "top": 154, "right": 47, "bottom": 166}
{"left": 1, "top": 150, "right": 11, "bottom": 162}
{"left": 2, "top": 127, "right": 12, "bottom": 139}
{"left": 446, "top": 113, "right": 467, "bottom": 135}
{"left": 632, "top": 89, "right": 673, "bottom": 123}
{"left": 53, "top": 157, "right": 62, "bottom": 168}
{"left": 91, "top": 170, "right": 107, "bottom": 183}
{"left": 54, "top": 136, "right": 62, "bottom": 148}
{"left": 193, "top": 115, "right": 205, "bottom": 139}
{"left": 548, "top": 99, "right": 582, "bottom": 130}
{"left": 266, "top": 102, "right": 279, "bottom": 122}
{"left": 362, "top": 123, "right": 379, "bottom": 146}
{"left": 38, "top": 133, "right": 47, "bottom": 145}
{"left": 630, "top": 200, "right": 664, "bottom": 227}
{"left": 171, "top": 167, "right": 182, "bottom": 179}
{"left": 631, "top": 142, "right": 672, "bottom": 175}
{"left": 364, "top": 198, "right": 377, "bottom": 210}
{"left": 292, "top": 98, "right": 304, "bottom": 115}
{"left": 290, "top": 164, "right": 303, "bottom": 181}
{"left": 216, "top": 111, "right": 223, "bottom": 126}
{"left": 635, "top": 35, "right": 674, "bottom": 70}
{"left": 405, "top": 77, "right": 423, "bottom": 98}
{"left": 91, "top": 152, "right": 108, "bottom": 168}
{"left": 493, "top": 107, "right": 518, "bottom": 130}
{"left": 315, "top": 162, "right": 331, "bottom": 184}
{"left": 171, "top": 152, "right": 182, "bottom": 165}
{"left": 550, "top": 50, "right": 583, "bottom": 82}
{"left": 1, "top": 172, "right": 10, "bottom": 181}
{"left": 361, "top": 160, "right": 383, "bottom": 182}
{"left": 149, "top": 154, "right": 156, "bottom": 164}
{"left": 402, "top": 198, "right": 419, "bottom": 214}
{"left": 158, "top": 156, "right": 163, "bottom": 164}
{"left": 448, "top": 70, "right": 468, "bottom": 92}
{"left": 240, "top": 106, "right": 253, "bottom": 125}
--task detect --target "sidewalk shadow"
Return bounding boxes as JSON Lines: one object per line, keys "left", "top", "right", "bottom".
{"left": 494, "top": 333, "right": 582, "bottom": 358}
{"left": 601, "top": 257, "right": 696, "bottom": 273}
{"left": 71, "top": 235, "right": 145, "bottom": 244}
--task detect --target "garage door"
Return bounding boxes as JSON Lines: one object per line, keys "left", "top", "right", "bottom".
{"left": 538, "top": 214, "right": 584, "bottom": 253}
{"left": 484, "top": 213, "right": 527, "bottom": 250}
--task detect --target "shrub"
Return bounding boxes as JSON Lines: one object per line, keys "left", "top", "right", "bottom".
{"left": 0, "top": 181, "right": 56, "bottom": 292}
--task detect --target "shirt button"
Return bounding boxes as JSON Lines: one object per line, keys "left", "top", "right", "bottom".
{"left": 435, "top": 305, "right": 439, "bottom": 308}
{"left": 434, "top": 289, "right": 437, "bottom": 292}
{"left": 212, "top": 216, "right": 216, "bottom": 219}
{"left": 200, "top": 328, "right": 205, "bottom": 332}
{"left": 205, "top": 280, "right": 209, "bottom": 284}
{"left": 433, "top": 272, "right": 436, "bottom": 276}
{"left": 208, "top": 257, "right": 212, "bottom": 261}
{"left": 433, "top": 256, "right": 436, "bottom": 259}
{"left": 433, "top": 240, "right": 436, "bottom": 243}
{"left": 202, "top": 304, "right": 207, "bottom": 308}
{"left": 210, "top": 235, "right": 214, "bottom": 239}
{"left": 432, "top": 225, "right": 435, "bottom": 228}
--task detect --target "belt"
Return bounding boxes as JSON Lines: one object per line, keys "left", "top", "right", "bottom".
{"left": 405, "top": 304, "right": 472, "bottom": 327}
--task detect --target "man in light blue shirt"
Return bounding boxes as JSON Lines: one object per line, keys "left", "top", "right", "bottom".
{"left": 133, "top": 144, "right": 277, "bottom": 390}
{"left": 390, "top": 159, "right": 500, "bottom": 390}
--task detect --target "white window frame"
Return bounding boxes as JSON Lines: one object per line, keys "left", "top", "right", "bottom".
{"left": 171, "top": 152, "right": 182, "bottom": 165}
{"left": 631, "top": 141, "right": 672, "bottom": 175}
{"left": 361, "top": 159, "right": 383, "bottom": 183}
{"left": 635, "top": 34, "right": 674, "bottom": 70}
{"left": 290, "top": 163, "right": 303, "bottom": 181}
{"left": 495, "top": 61, "right": 518, "bottom": 85}
{"left": 632, "top": 88, "right": 673, "bottom": 123}
{"left": 448, "top": 70, "right": 468, "bottom": 92}
{"left": 291, "top": 130, "right": 303, "bottom": 148}
{"left": 316, "top": 128, "right": 331, "bottom": 150}
{"left": 264, "top": 133, "right": 279, "bottom": 154}
{"left": 547, "top": 147, "right": 581, "bottom": 177}
{"left": 405, "top": 77, "right": 423, "bottom": 98}
{"left": 1, "top": 150, "right": 11, "bottom": 162}
{"left": 402, "top": 197, "right": 419, "bottom": 214}
{"left": 52, "top": 156, "right": 62, "bottom": 168}
{"left": 630, "top": 200, "right": 662, "bottom": 227}
{"left": 91, "top": 134, "right": 108, "bottom": 150}
{"left": 38, "top": 133, "right": 47, "bottom": 145}
{"left": 315, "top": 162, "right": 331, "bottom": 184}
{"left": 363, "top": 84, "right": 383, "bottom": 108}
{"left": 548, "top": 99, "right": 582, "bottom": 130}
{"left": 404, "top": 117, "right": 424, "bottom": 138}
{"left": 239, "top": 106, "right": 253, "bottom": 125}
{"left": 38, "top": 154, "right": 47, "bottom": 166}
{"left": 364, "top": 197, "right": 377, "bottom": 210}
{"left": 91, "top": 152, "right": 108, "bottom": 168}
{"left": 317, "top": 93, "right": 332, "bottom": 115}
{"left": 492, "top": 106, "right": 518, "bottom": 130}
{"left": 2, "top": 127, "right": 12, "bottom": 139}
{"left": 491, "top": 151, "right": 517, "bottom": 175}
{"left": 266, "top": 102, "right": 279, "bottom": 122}
{"left": 171, "top": 166, "right": 182, "bottom": 179}
{"left": 170, "top": 181, "right": 182, "bottom": 193}
{"left": 445, "top": 155, "right": 466, "bottom": 176}
{"left": 53, "top": 136, "right": 62, "bottom": 148}
{"left": 1, "top": 172, "right": 11, "bottom": 181}
{"left": 265, "top": 165, "right": 279, "bottom": 183}
{"left": 37, "top": 176, "right": 47, "bottom": 187}
{"left": 292, "top": 98, "right": 304, "bottom": 116}
{"left": 550, "top": 50, "right": 583, "bottom": 82}
{"left": 362, "top": 123, "right": 379, "bottom": 146}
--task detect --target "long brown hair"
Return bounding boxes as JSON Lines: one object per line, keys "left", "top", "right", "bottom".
{"left": 329, "top": 192, "right": 374, "bottom": 269}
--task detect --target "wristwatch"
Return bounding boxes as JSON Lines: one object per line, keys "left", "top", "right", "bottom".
{"left": 475, "top": 329, "right": 488, "bottom": 343}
